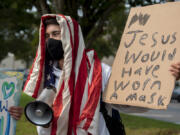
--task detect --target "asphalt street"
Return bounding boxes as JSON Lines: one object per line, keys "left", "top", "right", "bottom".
{"left": 129, "top": 101, "right": 180, "bottom": 125}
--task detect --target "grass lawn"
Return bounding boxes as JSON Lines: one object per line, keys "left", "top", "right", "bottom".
{"left": 121, "top": 113, "right": 180, "bottom": 135}
{"left": 16, "top": 93, "right": 37, "bottom": 135}
{"left": 16, "top": 93, "right": 180, "bottom": 135}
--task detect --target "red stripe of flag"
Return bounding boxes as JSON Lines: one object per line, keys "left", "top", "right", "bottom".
{"left": 23, "top": 47, "right": 39, "bottom": 92}
{"left": 80, "top": 52, "right": 102, "bottom": 130}
{"left": 32, "top": 17, "right": 46, "bottom": 98}
{"left": 69, "top": 51, "right": 88, "bottom": 135}
{"left": 67, "top": 18, "right": 80, "bottom": 135}
{"left": 51, "top": 81, "right": 64, "bottom": 135}
{"left": 23, "top": 15, "right": 56, "bottom": 97}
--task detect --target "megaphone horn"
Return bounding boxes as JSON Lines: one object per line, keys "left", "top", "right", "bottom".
{"left": 24, "top": 87, "right": 56, "bottom": 126}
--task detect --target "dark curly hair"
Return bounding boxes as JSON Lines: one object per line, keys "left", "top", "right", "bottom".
{"left": 44, "top": 18, "right": 59, "bottom": 27}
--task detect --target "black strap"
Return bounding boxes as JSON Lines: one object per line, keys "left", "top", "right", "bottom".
{"left": 100, "top": 96, "right": 126, "bottom": 135}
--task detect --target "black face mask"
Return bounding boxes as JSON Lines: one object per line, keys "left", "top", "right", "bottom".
{"left": 46, "top": 38, "right": 64, "bottom": 60}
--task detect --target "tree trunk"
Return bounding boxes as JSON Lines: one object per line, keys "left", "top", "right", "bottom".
{"left": 34, "top": 0, "right": 51, "bottom": 15}
{"left": 52, "top": 0, "right": 65, "bottom": 13}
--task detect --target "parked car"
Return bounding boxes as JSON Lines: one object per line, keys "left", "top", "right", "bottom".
{"left": 171, "top": 84, "right": 180, "bottom": 102}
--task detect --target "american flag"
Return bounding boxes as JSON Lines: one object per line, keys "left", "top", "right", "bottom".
{"left": 23, "top": 14, "right": 102, "bottom": 135}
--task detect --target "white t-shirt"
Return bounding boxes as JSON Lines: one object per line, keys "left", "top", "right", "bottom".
{"left": 37, "top": 63, "right": 111, "bottom": 135}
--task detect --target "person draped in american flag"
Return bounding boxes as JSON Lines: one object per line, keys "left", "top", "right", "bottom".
{"left": 10, "top": 14, "right": 180, "bottom": 135}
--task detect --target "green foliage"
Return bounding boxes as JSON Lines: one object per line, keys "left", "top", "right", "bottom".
{"left": 90, "top": 4, "right": 128, "bottom": 59}
{"left": 0, "top": 0, "right": 38, "bottom": 64}
{"left": 0, "top": 0, "right": 176, "bottom": 65}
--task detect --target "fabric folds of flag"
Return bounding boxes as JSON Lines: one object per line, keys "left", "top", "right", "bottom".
{"left": 23, "top": 14, "right": 102, "bottom": 135}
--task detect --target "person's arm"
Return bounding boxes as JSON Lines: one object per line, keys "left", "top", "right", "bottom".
{"left": 8, "top": 106, "right": 23, "bottom": 120}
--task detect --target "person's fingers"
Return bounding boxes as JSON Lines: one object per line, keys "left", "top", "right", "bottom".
{"left": 9, "top": 107, "right": 23, "bottom": 114}
{"left": 9, "top": 112, "right": 22, "bottom": 120}
{"left": 170, "top": 71, "right": 178, "bottom": 78}
{"left": 8, "top": 106, "right": 23, "bottom": 120}
{"left": 169, "top": 69, "right": 178, "bottom": 75}
{"left": 170, "top": 64, "right": 180, "bottom": 71}
{"left": 171, "top": 62, "right": 180, "bottom": 66}
{"left": 169, "top": 68, "right": 179, "bottom": 74}
{"left": 169, "top": 69, "right": 180, "bottom": 80}
{"left": 170, "top": 64, "right": 180, "bottom": 73}
{"left": 169, "top": 62, "right": 180, "bottom": 80}
{"left": 169, "top": 69, "right": 180, "bottom": 76}
{"left": 9, "top": 112, "right": 23, "bottom": 120}
{"left": 175, "top": 62, "right": 180, "bottom": 66}
{"left": 9, "top": 106, "right": 23, "bottom": 111}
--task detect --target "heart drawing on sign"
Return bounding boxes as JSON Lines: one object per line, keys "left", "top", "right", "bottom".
{"left": 2, "top": 82, "right": 15, "bottom": 100}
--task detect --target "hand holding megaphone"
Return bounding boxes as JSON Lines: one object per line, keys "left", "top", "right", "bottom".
{"left": 24, "top": 87, "right": 56, "bottom": 126}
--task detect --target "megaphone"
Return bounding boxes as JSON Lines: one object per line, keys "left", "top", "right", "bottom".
{"left": 24, "top": 87, "right": 56, "bottom": 126}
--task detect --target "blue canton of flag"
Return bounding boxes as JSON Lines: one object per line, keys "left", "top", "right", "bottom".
{"left": 44, "top": 59, "right": 56, "bottom": 88}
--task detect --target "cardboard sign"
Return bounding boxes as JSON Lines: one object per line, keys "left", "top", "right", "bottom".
{"left": 0, "top": 71, "right": 23, "bottom": 135}
{"left": 103, "top": 2, "right": 180, "bottom": 109}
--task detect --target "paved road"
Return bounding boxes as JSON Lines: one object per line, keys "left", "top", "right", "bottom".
{"left": 129, "top": 101, "right": 180, "bottom": 125}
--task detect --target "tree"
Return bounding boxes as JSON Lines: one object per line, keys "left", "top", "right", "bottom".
{"left": 0, "top": 0, "right": 38, "bottom": 66}
{"left": 0, "top": 0, "right": 126, "bottom": 66}
{"left": 0, "top": 0, "right": 176, "bottom": 66}
{"left": 90, "top": 0, "right": 176, "bottom": 58}
{"left": 34, "top": 0, "right": 127, "bottom": 47}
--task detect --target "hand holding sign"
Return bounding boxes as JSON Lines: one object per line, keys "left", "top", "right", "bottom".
{"left": 0, "top": 72, "right": 23, "bottom": 135}
{"left": 169, "top": 62, "right": 180, "bottom": 80}
{"left": 103, "top": 2, "right": 180, "bottom": 109}
{"left": 8, "top": 106, "right": 23, "bottom": 120}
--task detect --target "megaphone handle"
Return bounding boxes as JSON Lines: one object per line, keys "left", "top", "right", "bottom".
{"left": 42, "top": 123, "right": 51, "bottom": 128}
